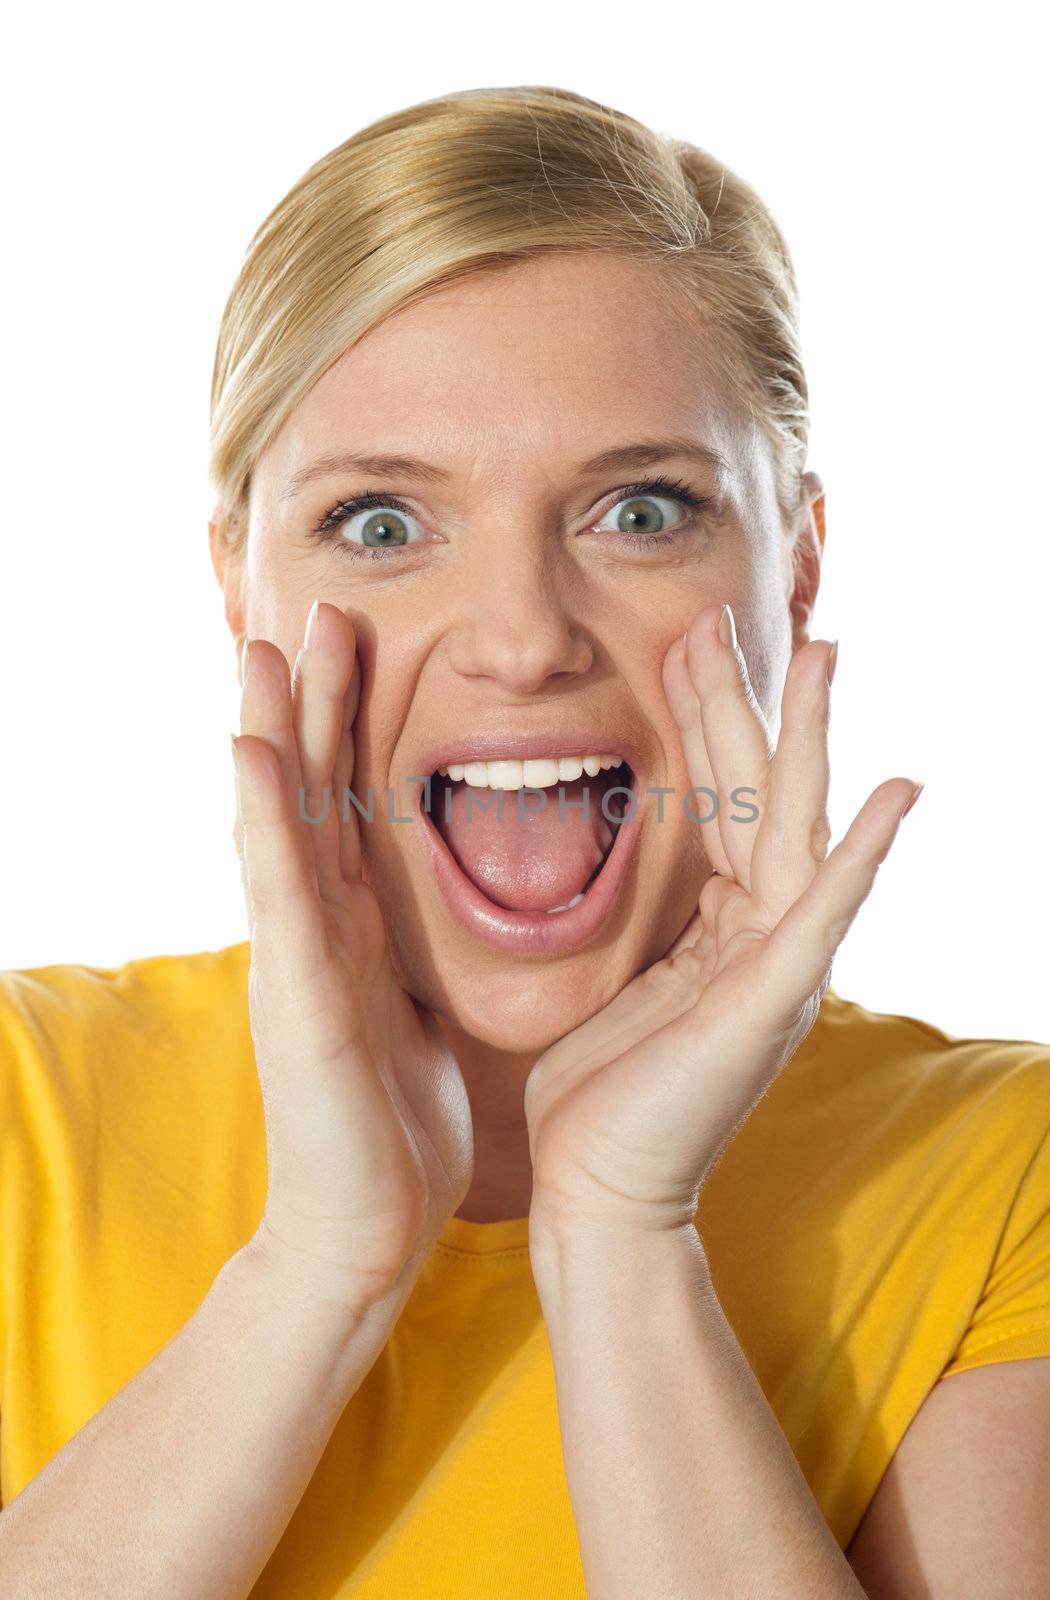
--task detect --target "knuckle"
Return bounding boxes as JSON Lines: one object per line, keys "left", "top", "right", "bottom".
{"left": 809, "top": 811, "right": 833, "bottom": 861}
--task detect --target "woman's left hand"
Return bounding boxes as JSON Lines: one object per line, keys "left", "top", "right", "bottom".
{"left": 524, "top": 601, "right": 922, "bottom": 1242}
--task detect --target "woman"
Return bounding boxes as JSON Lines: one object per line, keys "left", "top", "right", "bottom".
{"left": 0, "top": 83, "right": 1047, "bottom": 1598}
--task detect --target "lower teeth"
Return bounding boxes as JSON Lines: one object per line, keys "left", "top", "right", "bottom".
{"left": 543, "top": 891, "right": 585, "bottom": 916}
{"left": 542, "top": 818, "right": 625, "bottom": 915}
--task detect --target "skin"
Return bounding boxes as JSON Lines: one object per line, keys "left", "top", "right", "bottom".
{"left": 210, "top": 250, "right": 828, "bottom": 1223}
{"left": 1, "top": 248, "right": 1040, "bottom": 1600}
{"left": 205, "top": 247, "right": 1050, "bottom": 1599}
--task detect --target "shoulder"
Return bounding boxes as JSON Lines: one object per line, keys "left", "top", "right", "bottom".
{"left": 0, "top": 940, "right": 252, "bottom": 1110}
{"left": 804, "top": 983, "right": 1050, "bottom": 1144}
{"left": 798, "top": 986, "right": 1050, "bottom": 1286}
{"left": 0, "top": 939, "right": 251, "bottom": 1034}
{"left": 713, "top": 983, "right": 1050, "bottom": 1252}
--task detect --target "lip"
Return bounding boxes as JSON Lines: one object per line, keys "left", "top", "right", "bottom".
{"left": 403, "top": 731, "right": 649, "bottom": 956}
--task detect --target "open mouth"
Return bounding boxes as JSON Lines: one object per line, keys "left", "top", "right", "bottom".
{"left": 412, "top": 746, "right": 645, "bottom": 955}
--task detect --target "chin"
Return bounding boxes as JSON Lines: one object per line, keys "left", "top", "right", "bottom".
{"left": 404, "top": 945, "right": 638, "bottom": 1056}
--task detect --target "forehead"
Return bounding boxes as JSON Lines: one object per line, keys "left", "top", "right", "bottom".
{"left": 255, "top": 252, "right": 765, "bottom": 504}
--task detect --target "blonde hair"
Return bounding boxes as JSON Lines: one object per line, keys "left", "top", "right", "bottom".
{"left": 209, "top": 84, "right": 808, "bottom": 553}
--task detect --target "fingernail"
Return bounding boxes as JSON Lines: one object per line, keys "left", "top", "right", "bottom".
{"left": 901, "top": 781, "right": 924, "bottom": 817}
{"left": 239, "top": 638, "right": 251, "bottom": 687}
{"left": 304, "top": 598, "right": 321, "bottom": 650}
{"left": 826, "top": 639, "right": 839, "bottom": 686}
{"left": 718, "top": 602, "right": 737, "bottom": 650}
{"left": 230, "top": 732, "right": 239, "bottom": 763}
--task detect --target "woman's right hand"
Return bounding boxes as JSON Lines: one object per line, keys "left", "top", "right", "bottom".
{"left": 231, "top": 600, "right": 473, "bottom": 1314}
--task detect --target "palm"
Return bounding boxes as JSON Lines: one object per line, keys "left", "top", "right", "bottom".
{"left": 523, "top": 881, "right": 788, "bottom": 1233}
{"left": 319, "top": 881, "right": 471, "bottom": 1230}
{"left": 236, "top": 608, "right": 473, "bottom": 1294}
{"left": 304, "top": 765, "right": 478, "bottom": 1264}
{"left": 525, "top": 604, "right": 919, "bottom": 1234}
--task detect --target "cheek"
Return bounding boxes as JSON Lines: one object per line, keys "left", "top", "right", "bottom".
{"left": 243, "top": 539, "right": 315, "bottom": 649}
{"left": 621, "top": 622, "right": 692, "bottom": 767}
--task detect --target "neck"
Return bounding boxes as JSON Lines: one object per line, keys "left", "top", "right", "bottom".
{"left": 437, "top": 1016, "right": 540, "bottom": 1223}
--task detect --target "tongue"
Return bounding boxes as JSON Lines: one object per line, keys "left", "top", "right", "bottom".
{"left": 437, "top": 777, "right": 617, "bottom": 912}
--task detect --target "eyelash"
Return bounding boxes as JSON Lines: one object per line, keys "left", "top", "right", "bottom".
{"left": 311, "top": 475, "right": 712, "bottom": 561}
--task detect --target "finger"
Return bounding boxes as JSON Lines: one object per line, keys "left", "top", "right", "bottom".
{"left": 526, "top": 934, "right": 703, "bottom": 1106}
{"left": 290, "top": 600, "right": 360, "bottom": 898}
{"left": 662, "top": 632, "right": 731, "bottom": 878}
{"left": 663, "top": 871, "right": 740, "bottom": 958}
{"left": 751, "top": 638, "right": 835, "bottom": 922}
{"left": 337, "top": 653, "right": 363, "bottom": 883}
{"left": 238, "top": 635, "right": 335, "bottom": 969}
{"left": 684, "top": 602, "right": 774, "bottom": 893}
{"left": 665, "top": 905, "right": 704, "bottom": 958}
{"left": 231, "top": 732, "right": 329, "bottom": 1009}
{"left": 240, "top": 636, "right": 305, "bottom": 813}
{"left": 755, "top": 777, "right": 922, "bottom": 1017}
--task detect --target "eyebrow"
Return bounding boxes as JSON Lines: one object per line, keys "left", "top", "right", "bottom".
{"left": 278, "top": 436, "right": 731, "bottom": 504}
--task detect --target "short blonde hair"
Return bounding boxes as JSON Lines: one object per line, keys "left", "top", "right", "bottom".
{"left": 209, "top": 84, "right": 808, "bottom": 553}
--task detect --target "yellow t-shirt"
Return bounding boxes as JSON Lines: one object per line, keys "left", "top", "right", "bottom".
{"left": 1, "top": 941, "right": 1048, "bottom": 1596}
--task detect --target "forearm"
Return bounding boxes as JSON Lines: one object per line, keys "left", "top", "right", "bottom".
{"left": 0, "top": 1236, "right": 404, "bottom": 1598}
{"left": 532, "top": 1221, "right": 867, "bottom": 1600}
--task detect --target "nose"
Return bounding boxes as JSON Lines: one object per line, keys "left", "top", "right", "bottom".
{"left": 445, "top": 541, "right": 594, "bottom": 694}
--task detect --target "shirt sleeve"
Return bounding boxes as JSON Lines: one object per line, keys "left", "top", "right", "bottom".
{"left": 941, "top": 1111, "right": 1050, "bottom": 1377}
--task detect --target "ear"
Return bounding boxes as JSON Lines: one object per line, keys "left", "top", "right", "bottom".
{"left": 786, "top": 470, "right": 825, "bottom": 652}
{"left": 208, "top": 501, "right": 247, "bottom": 652}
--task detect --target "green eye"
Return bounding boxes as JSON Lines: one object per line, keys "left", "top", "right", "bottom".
{"left": 356, "top": 509, "right": 412, "bottom": 547}
{"left": 313, "top": 475, "right": 708, "bottom": 563}
{"left": 595, "top": 491, "right": 691, "bottom": 538}
{"left": 616, "top": 496, "right": 672, "bottom": 534}
{"left": 591, "top": 477, "right": 709, "bottom": 544}
{"left": 314, "top": 494, "right": 426, "bottom": 555}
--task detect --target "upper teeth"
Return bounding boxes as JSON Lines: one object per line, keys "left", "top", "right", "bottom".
{"left": 436, "top": 752, "right": 626, "bottom": 790}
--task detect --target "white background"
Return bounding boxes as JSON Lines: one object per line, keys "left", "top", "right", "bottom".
{"left": 2, "top": 1, "right": 1046, "bottom": 1043}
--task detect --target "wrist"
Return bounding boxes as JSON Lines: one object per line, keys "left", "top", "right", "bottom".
{"left": 528, "top": 1205, "right": 713, "bottom": 1308}
{"left": 238, "top": 1222, "right": 412, "bottom": 1330}
{"left": 207, "top": 1239, "right": 400, "bottom": 1410}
